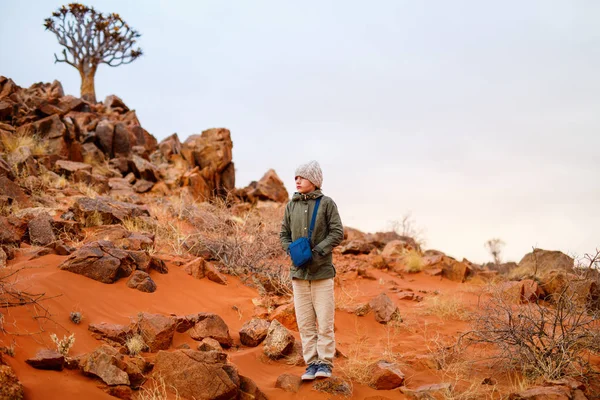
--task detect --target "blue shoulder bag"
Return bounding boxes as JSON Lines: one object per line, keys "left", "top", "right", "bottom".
{"left": 288, "top": 197, "right": 322, "bottom": 268}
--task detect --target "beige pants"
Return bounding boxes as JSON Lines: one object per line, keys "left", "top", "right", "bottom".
{"left": 292, "top": 278, "right": 335, "bottom": 366}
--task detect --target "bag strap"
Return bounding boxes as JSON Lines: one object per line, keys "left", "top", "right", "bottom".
{"left": 307, "top": 197, "right": 322, "bottom": 240}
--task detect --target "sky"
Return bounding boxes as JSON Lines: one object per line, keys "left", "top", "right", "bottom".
{"left": 1, "top": 1, "right": 599, "bottom": 263}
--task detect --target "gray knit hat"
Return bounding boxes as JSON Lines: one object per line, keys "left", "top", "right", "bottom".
{"left": 295, "top": 160, "right": 323, "bottom": 189}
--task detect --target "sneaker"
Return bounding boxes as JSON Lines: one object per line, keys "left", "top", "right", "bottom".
{"left": 315, "top": 363, "right": 332, "bottom": 378}
{"left": 301, "top": 364, "right": 319, "bottom": 380}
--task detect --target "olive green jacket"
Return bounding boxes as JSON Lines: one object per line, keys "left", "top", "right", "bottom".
{"left": 279, "top": 190, "right": 344, "bottom": 280}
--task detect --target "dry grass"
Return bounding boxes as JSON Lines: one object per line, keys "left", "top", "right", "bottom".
{"left": 334, "top": 280, "right": 362, "bottom": 310}
{"left": 422, "top": 295, "right": 470, "bottom": 321}
{"left": 404, "top": 250, "right": 424, "bottom": 273}
{"left": 0, "top": 132, "right": 46, "bottom": 155}
{"left": 83, "top": 210, "right": 105, "bottom": 227}
{"left": 136, "top": 375, "right": 180, "bottom": 400}
{"left": 126, "top": 334, "right": 147, "bottom": 356}
{"left": 74, "top": 181, "right": 100, "bottom": 198}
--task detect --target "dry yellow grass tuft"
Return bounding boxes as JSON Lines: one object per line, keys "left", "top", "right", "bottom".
{"left": 404, "top": 250, "right": 424, "bottom": 273}
{"left": 126, "top": 334, "right": 146, "bottom": 356}
{"left": 136, "top": 375, "right": 180, "bottom": 400}
{"left": 422, "top": 295, "right": 470, "bottom": 321}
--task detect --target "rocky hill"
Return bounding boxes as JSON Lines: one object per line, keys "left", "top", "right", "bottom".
{"left": 0, "top": 77, "right": 598, "bottom": 400}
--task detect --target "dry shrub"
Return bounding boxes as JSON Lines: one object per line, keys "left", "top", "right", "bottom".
{"left": 423, "top": 295, "right": 470, "bottom": 320}
{"left": 467, "top": 284, "right": 600, "bottom": 380}
{"left": 184, "top": 199, "right": 290, "bottom": 296}
{"left": 404, "top": 250, "right": 424, "bottom": 273}
{"left": 126, "top": 334, "right": 146, "bottom": 356}
{"left": 74, "top": 181, "right": 100, "bottom": 198}
{"left": 50, "top": 333, "right": 75, "bottom": 356}
{"left": 83, "top": 210, "right": 104, "bottom": 227}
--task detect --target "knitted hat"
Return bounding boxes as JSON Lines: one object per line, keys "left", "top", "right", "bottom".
{"left": 295, "top": 160, "right": 323, "bottom": 189}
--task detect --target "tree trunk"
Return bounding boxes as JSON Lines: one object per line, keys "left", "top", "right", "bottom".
{"left": 79, "top": 65, "right": 97, "bottom": 103}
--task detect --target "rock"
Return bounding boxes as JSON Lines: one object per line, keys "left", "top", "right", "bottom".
{"left": 197, "top": 338, "right": 223, "bottom": 352}
{"left": 239, "top": 375, "right": 268, "bottom": 400}
{"left": 425, "top": 268, "right": 443, "bottom": 276}
{"left": 508, "top": 385, "right": 571, "bottom": 400}
{"left": 25, "top": 349, "right": 65, "bottom": 371}
{"left": 313, "top": 376, "right": 352, "bottom": 397}
{"left": 135, "top": 313, "right": 176, "bottom": 352}
{"left": 113, "top": 123, "right": 133, "bottom": 157}
{"left": 82, "top": 142, "right": 106, "bottom": 165}
{"left": 103, "top": 385, "right": 133, "bottom": 400}
{"left": 239, "top": 318, "right": 270, "bottom": 347}
{"left": 157, "top": 133, "right": 182, "bottom": 160}
{"left": 0, "top": 216, "right": 27, "bottom": 245}
{"left": 184, "top": 257, "right": 205, "bottom": 279}
{"left": 58, "top": 240, "right": 137, "bottom": 283}
{"left": 104, "top": 95, "right": 129, "bottom": 112}
{"left": 72, "top": 196, "right": 149, "bottom": 225}
{"left": 501, "top": 279, "right": 545, "bottom": 303}
{"left": 441, "top": 257, "right": 472, "bottom": 283}
{"left": 381, "top": 238, "right": 421, "bottom": 258}
{"left": 85, "top": 225, "right": 154, "bottom": 251}
{"left": 276, "top": 374, "right": 302, "bottom": 393}
{"left": 95, "top": 120, "right": 115, "bottom": 157}
{"left": 0, "top": 176, "right": 31, "bottom": 207}
{"left": 514, "top": 249, "right": 574, "bottom": 280}
{"left": 152, "top": 349, "right": 238, "bottom": 400}
{"left": 270, "top": 303, "right": 298, "bottom": 331}
{"left": 54, "top": 241, "right": 76, "bottom": 255}
{"left": 340, "top": 239, "right": 375, "bottom": 255}
{"left": 126, "top": 271, "right": 157, "bottom": 293}
{"left": 149, "top": 256, "right": 168, "bottom": 274}
{"left": 238, "top": 169, "right": 289, "bottom": 203}
{"left": 189, "top": 313, "right": 233, "bottom": 348}
{"left": 130, "top": 155, "right": 159, "bottom": 182}
{"left": 132, "top": 179, "right": 154, "bottom": 193}
{"left": 400, "top": 383, "right": 452, "bottom": 398}
{"left": 263, "top": 320, "right": 295, "bottom": 359}
{"left": 28, "top": 212, "right": 56, "bottom": 246}
{"left": 397, "top": 291, "right": 415, "bottom": 300}
{"left": 368, "top": 360, "right": 405, "bottom": 389}
{"left": 81, "top": 345, "right": 130, "bottom": 386}
{"left": 205, "top": 262, "right": 227, "bottom": 285}
{"left": 88, "top": 322, "right": 133, "bottom": 345}
{"left": 369, "top": 293, "right": 401, "bottom": 324}
{"left": 55, "top": 160, "right": 92, "bottom": 176}
{"left": 174, "top": 314, "right": 203, "bottom": 333}
{"left": 0, "top": 364, "right": 25, "bottom": 400}
{"left": 342, "top": 303, "right": 371, "bottom": 316}
{"left": 422, "top": 254, "right": 444, "bottom": 267}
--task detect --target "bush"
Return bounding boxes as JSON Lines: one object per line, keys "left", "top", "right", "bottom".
{"left": 467, "top": 284, "right": 600, "bottom": 379}
{"left": 126, "top": 334, "right": 146, "bottom": 356}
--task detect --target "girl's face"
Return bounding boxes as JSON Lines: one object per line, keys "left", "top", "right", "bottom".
{"left": 295, "top": 176, "right": 316, "bottom": 194}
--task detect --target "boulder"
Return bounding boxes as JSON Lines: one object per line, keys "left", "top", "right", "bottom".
{"left": 368, "top": 360, "right": 405, "bottom": 390}
{"left": 189, "top": 313, "right": 233, "bottom": 348}
{"left": 340, "top": 239, "right": 375, "bottom": 255}
{"left": 85, "top": 224, "right": 154, "bottom": 251}
{"left": 239, "top": 375, "right": 267, "bottom": 400}
{"left": 197, "top": 337, "right": 223, "bottom": 352}
{"left": 263, "top": 320, "right": 295, "bottom": 359}
{"left": 135, "top": 313, "right": 176, "bottom": 352}
{"left": 238, "top": 169, "right": 289, "bottom": 203}
{"left": 27, "top": 212, "right": 56, "bottom": 246}
{"left": 72, "top": 196, "right": 149, "bottom": 225}
{"left": 239, "top": 318, "right": 270, "bottom": 347}
{"left": 512, "top": 249, "right": 574, "bottom": 280}
{"left": 88, "top": 322, "right": 133, "bottom": 345}
{"left": 313, "top": 376, "right": 352, "bottom": 397}
{"left": 0, "top": 176, "right": 31, "bottom": 207}
{"left": 152, "top": 350, "right": 239, "bottom": 400}
{"left": 58, "top": 240, "right": 137, "bottom": 283}
{"left": 369, "top": 293, "right": 401, "bottom": 324}
{"left": 25, "top": 349, "right": 65, "bottom": 371}
{"left": 205, "top": 262, "right": 227, "bottom": 285}
{"left": 270, "top": 303, "right": 298, "bottom": 331}
{"left": 126, "top": 271, "right": 157, "bottom": 293}
{"left": 54, "top": 160, "right": 92, "bottom": 176}
{"left": 440, "top": 257, "right": 472, "bottom": 283}
{"left": 81, "top": 345, "right": 130, "bottom": 386}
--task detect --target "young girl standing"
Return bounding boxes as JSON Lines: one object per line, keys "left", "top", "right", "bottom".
{"left": 279, "top": 160, "right": 344, "bottom": 380}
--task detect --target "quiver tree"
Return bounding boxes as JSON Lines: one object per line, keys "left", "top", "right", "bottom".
{"left": 44, "top": 3, "right": 142, "bottom": 103}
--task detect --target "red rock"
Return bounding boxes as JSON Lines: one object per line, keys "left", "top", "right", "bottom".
{"left": 239, "top": 318, "right": 270, "bottom": 347}
{"left": 188, "top": 313, "right": 233, "bottom": 348}
{"left": 368, "top": 360, "right": 405, "bottom": 390}
{"left": 369, "top": 293, "right": 401, "bottom": 324}
{"left": 135, "top": 313, "right": 176, "bottom": 352}
{"left": 25, "top": 349, "right": 64, "bottom": 371}
{"left": 152, "top": 350, "right": 238, "bottom": 400}
{"left": 263, "top": 320, "right": 295, "bottom": 359}
{"left": 270, "top": 303, "right": 298, "bottom": 332}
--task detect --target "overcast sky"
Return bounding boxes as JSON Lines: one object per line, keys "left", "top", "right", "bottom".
{"left": 1, "top": 1, "right": 599, "bottom": 263}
